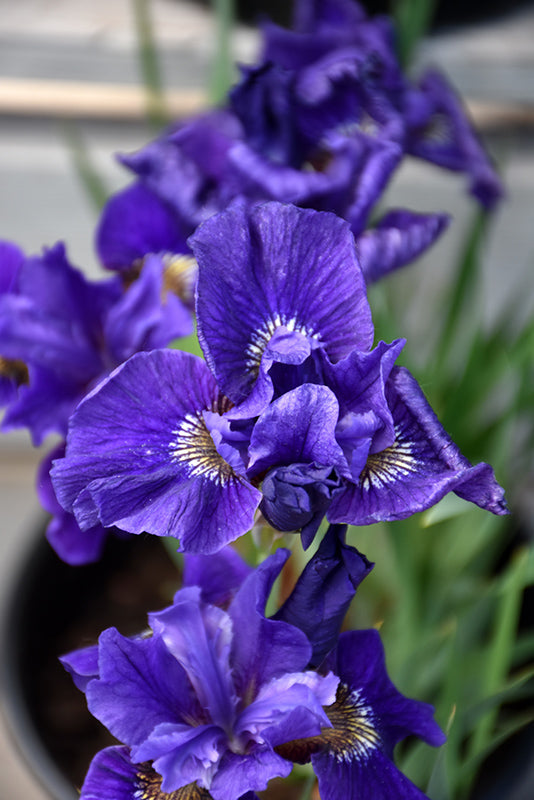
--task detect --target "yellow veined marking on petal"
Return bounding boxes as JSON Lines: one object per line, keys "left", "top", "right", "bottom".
{"left": 162, "top": 254, "right": 198, "bottom": 305}
{"left": 0, "top": 356, "right": 29, "bottom": 386}
{"left": 170, "top": 409, "right": 235, "bottom": 486}
{"left": 321, "top": 683, "right": 381, "bottom": 762}
{"left": 274, "top": 682, "right": 381, "bottom": 765}
{"left": 126, "top": 253, "right": 198, "bottom": 306}
{"left": 134, "top": 764, "right": 213, "bottom": 800}
{"left": 360, "top": 426, "right": 417, "bottom": 491}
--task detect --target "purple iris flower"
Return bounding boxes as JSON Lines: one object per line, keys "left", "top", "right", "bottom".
{"left": 277, "top": 628, "right": 446, "bottom": 800}
{"left": 0, "top": 242, "right": 192, "bottom": 444}
{"left": 52, "top": 201, "right": 506, "bottom": 555}
{"left": 401, "top": 69, "right": 504, "bottom": 210}
{"left": 50, "top": 202, "right": 372, "bottom": 550}
{"left": 106, "top": 22, "right": 449, "bottom": 287}
{"left": 61, "top": 550, "right": 339, "bottom": 799}
{"left": 0, "top": 240, "right": 192, "bottom": 564}
{"left": 260, "top": 0, "right": 503, "bottom": 212}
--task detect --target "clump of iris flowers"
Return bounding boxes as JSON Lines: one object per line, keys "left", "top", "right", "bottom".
{"left": 52, "top": 202, "right": 506, "bottom": 555}
{"left": 0, "top": 1, "right": 512, "bottom": 798}
{"left": 61, "top": 542, "right": 444, "bottom": 800}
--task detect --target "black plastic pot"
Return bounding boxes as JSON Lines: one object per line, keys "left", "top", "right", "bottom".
{"left": 1, "top": 527, "right": 180, "bottom": 799}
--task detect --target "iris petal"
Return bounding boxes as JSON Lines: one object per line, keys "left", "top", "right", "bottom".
{"left": 328, "top": 366, "right": 507, "bottom": 524}
{"left": 192, "top": 202, "right": 373, "bottom": 408}
{"left": 51, "top": 349, "right": 261, "bottom": 553}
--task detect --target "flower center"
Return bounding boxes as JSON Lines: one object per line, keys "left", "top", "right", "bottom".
{"left": 135, "top": 764, "right": 213, "bottom": 800}
{"left": 320, "top": 683, "right": 381, "bottom": 762}
{"left": 170, "top": 412, "right": 236, "bottom": 485}
{"left": 162, "top": 254, "right": 197, "bottom": 305}
{"left": 274, "top": 682, "right": 380, "bottom": 764}
{"left": 0, "top": 356, "right": 29, "bottom": 386}
{"left": 360, "top": 426, "right": 416, "bottom": 490}
{"left": 245, "top": 314, "right": 319, "bottom": 373}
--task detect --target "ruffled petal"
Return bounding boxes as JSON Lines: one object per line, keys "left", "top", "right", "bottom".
{"left": 328, "top": 367, "right": 508, "bottom": 524}
{"left": 247, "top": 384, "right": 348, "bottom": 478}
{"left": 357, "top": 210, "right": 450, "bottom": 284}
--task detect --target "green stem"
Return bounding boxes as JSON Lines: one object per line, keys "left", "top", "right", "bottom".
{"left": 210, "top": 0, "right": 235, "bottom": 105}
{"left": 132, "top": 0, "right": 169, "bottom": 128}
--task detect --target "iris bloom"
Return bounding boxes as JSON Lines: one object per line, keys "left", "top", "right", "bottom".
{"left": 62, "top": 539, "right": 443, "bottom": 800}
{"left": 0, "top": 241, "right": 192, "bottom": 564}
{"left": 61, "top": 550, "right": 340, "bottom": 800}
{"left": 260, "top": 0, "right": 504, "bottom": 210}
{"left": 52, "top": 202, "right": 506, "bottom": 555}
{"left": 0, "top": 242, "right": 192, "bottom": 443}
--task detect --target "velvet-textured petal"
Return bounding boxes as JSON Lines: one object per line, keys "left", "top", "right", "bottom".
{"left": 312, "top": 746, "right": 432, "bottom": 800}
{"left": 334, "top": 630, "right": 446, "bottom": 752}
{"left": 51, "top": 349, "right": 261, "bottom": 553}
{"left": 80, "top": 746, "right": 140, "bottom": 800}
{"left": 192, "top": 202, "right": 373, "bottom": 405}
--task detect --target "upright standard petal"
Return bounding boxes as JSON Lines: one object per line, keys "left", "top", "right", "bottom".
{"left": 51, "top": 349, "right": 261, "bottom": 554}
{"left": 228, "top": 550, "right": 312, "bottom": 699}
{"left": 192, "top": 202, "right": 373, "bottom": 411}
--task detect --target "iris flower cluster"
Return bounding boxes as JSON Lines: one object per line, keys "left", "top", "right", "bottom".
{"left": 0, "top": 1, "right": 508, "bottom": 798}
